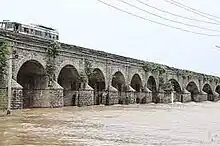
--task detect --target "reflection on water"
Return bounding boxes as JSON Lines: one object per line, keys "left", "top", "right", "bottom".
{"left": 0, "top": 102, "right": 220, "bottom": 146}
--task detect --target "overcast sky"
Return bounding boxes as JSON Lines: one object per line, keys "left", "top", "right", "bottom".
{"left": 1, "top": 0, "right": 220, "bottom": 76}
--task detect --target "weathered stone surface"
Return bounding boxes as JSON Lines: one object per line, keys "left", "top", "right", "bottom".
{"left": 63, "top": 90, "right": 78, "bottom": 106}
{"left": 126, "top": 91, "right": 136, "bottom": 104}
{"left": 11, "top": 89, "right": 23, "bottom": 109}
{"left": 196, "top": 91, "right": 207, "bottom": 102}
{"left": 138, "top": 92, "right": 152, "bottom": 104}
{"left": 158, "top": 91, "right": 172, "bottom": 104}
{"left": 78, "top": 90, "right": 94, "bottom": 106}
{"left": 213, "top": 92, "right": 220, "bottom": 102}
{"left": 107, "top": 91, "right": 119, "bottom": 105}
{"left": 1, "top": 29, "right": 220, "bottom": 109}
{"left": 0, "top": 88, "right": 7, "bottom": 110}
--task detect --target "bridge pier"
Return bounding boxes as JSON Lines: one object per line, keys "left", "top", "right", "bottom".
{"left": 63, "top": 90, "right": 78, "bottom": 106}
{"left": 106, "top": 85, "right": 119, "bottom": 105}
{"left": 135, "top": 91, "right": 152, "bottom": 104}
{"left": 213, "top": 92, "right": 220, "bottom": 102}
{"left": 23, "top": 81, "right": 63, "bottom": 108}
{"left": 158, "top": 90, "right": 173, "bottom": 104}
{"left": 11, "top": 79, "right": 23, "bottom": 109}
{"left": 194, "top": 91, "right": 207, "bottom": 102}
{"left": 77, "top": 84, "right": 94, "bottom": 107}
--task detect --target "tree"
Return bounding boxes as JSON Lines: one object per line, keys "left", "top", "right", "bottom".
{"left": 0, "top": 39, "right": 9, "bottom": 76}
{"left": 46, "top": 41, "right": 60, "bottom": 85}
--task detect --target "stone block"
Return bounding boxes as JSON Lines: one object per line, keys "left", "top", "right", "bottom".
{"left": 23, "top": 81, "right": 64, "bottom": 108}
{"left": 126, "top": 91, "right": 136, "bottom": 104}
{"left": 173, "top": 92, "right": 181, "bottom": 102}
{"left": 78, "top": 89, "right": 94, "bottom": 107}
{"left": 158, "top": 92, "right": 172, "bottom": 104}
{"left": 107, "top": 91, "right": 119, "bottom": 105}
{"left": 213, "top": 92, "right": 220, "bottom": 102}
{"left": 11, "top": 89, "right": 23, "bottom": 109}
{"left": 63, "top": 90, "right": 78, "bottom": 106}
{"left": 0, "top": 88, "right": 7, "bottom": 110}
{"left": 196, "top": 91, "right": 207, "bottom": 102}
{"left": 135, "top": 92, "right": 152, "bottom": 104}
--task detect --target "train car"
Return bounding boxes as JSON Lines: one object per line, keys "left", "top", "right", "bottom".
{"left": 0, "top": 20, "right": 59, "bottom": 41}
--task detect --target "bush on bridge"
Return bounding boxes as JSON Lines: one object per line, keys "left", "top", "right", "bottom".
{"left": 46, "top": 41, "right": 60, "bottom": 82}
{"left": 0, "top": 39, "right": 9, "bottom": 76}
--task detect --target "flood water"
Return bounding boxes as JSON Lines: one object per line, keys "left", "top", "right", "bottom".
{"left": 1, "top": 102, "right": 220, "bottom": 146}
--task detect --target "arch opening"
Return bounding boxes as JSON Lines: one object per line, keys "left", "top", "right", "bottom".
{"left": 215, "top": 85, "right": 220, "bottom": 94}
{"left": 88, "top": 68, "right": 106, "bottom": 105}
{"left": 203, "top": 83, "right": 214, "bottom": 101}
{"left": 186, "top": 81, "right": 199, "bottom": 102}
{"left": 147, "top": 76, "right": 158, "bottom": 103}
{"left": 131, "top": 74, "right": 142, "bottom": 92}
{"left": 112, "top": 71, "right": 126, "bottom": 92}
{"left": 131, "top": 74, "right": 142, "bottom": 104}
{"left": 112, "top": 71, "right": 126, "bottom": 104}
{"left": 17, "top": 60, "right": 47, "bottom": 108}
{"left": 58, "top": 65, "right": 80, "bottom": 106}
{"left": 169, "top": 79, "right": 182, "bottom": 102}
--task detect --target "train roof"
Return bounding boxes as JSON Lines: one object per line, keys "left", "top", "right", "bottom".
{"left": 1, "top": 20, "right": 58, "bottom": 33}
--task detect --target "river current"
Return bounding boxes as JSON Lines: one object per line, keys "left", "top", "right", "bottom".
{"left": 0, "top": 102, "right": 220, "bottom": 146}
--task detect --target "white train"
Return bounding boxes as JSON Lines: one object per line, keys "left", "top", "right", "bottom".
{"left": 0, "top": 20, "right": 59, "bottom": 40}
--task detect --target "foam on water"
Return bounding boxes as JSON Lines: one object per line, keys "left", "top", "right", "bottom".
{"left": 1, "top": 102, "right": 220, "bottom": 146}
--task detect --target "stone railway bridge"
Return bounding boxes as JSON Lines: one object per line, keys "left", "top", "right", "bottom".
{"left": 0, "top": 30, "right": 220, "bottom": 109}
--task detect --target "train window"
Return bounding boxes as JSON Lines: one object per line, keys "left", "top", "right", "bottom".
{"left": 6, "top": 23, "right": 13, "bottom": 29}
{"left": 23, "top": 27, "right": 29, "bottom": 33}
{"left": 35, "top": 30, "right": 42, "bottom": 36}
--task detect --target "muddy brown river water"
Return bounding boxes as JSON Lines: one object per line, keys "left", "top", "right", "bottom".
{"left": 0, "top": 102, "right": 220, "bottom": 146}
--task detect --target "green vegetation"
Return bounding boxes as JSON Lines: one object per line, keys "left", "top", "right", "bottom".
{"left": 84, "top": 59, "right": 93, "bottom": 77}
{"left": 46, "top": 41, "right": 59, "bottom": 58}
{"left": 0, "top": 39, "right": 9, "bottom": 76}
{"left": 142, "top": 61, "right": 220, "bottom": 85}
{"left": 142, "top": 62, "right": 166, "bottom": 75}
{"left": 46, "top": 41, "right": 60, "bottom": 81}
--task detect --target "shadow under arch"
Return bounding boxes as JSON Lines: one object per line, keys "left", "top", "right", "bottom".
{"left": 57, "top": 64, "right": 80, "bottom": 106}
{"left": 147, "top": 76, "right": 158, "bottom": 103}
{"left": 169, "top": 79, "right": 182, "bottom": 102}
{"left": 112, "top": 71, "right": 126, "bottom": 104}
{"left": 186, "top": 81, "right": 199, "bottom": 102}
{"left": 17, "top": 60, "right": 47, "bottom": 108}
{"left": 131, "top": 74, "right": 143, "bottom": 104}
{"left": 112, "top": 71, "right": 126, "bottom": 92}
{"left": 88, "top": 68, "right": 106, "bottom": 105}
{"left": 202, "top": 83, "right": 214, "bottom": 101}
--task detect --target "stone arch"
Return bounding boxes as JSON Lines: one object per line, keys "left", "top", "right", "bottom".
{"left": 89, "top": 63, "right": 107, "bottom": 88}
{"left": 112, "top": 71, "right": 126, "bottom": 92}
{"left": 169, "top": 79, "right": 182, "bottom": 102}
{"left": 130, "top": 73, "right": 143, "bottom": 92}
{"left": 186, "top": 81, "right": 199, "bottom": 101}
{"left": 131, "top": 73, "right": 143, "bottom": 104}
{"left": 57, "top": 64, "right": 80, "bottom": 106}
{"left": 215, "top": 85, "right": 220, "bottom": 94}
{"left": 111, "top": 67, "right": 127, "bottom": 85}
{"left": 169, "top": 79, "right": 182, "bottom": 93}
{"left": 88, "top": 68, "right": 106, "bottom": 105}
{"left": 17, "top": 60, "right": 47, "bottom": 108}
{"left": 147, "top": 73, "right": 159, "bottom": 90}
{"left": 202, "top": 83, "right": 214, "bottom": 101}
{"left": 147, "top": 76, "right": 158, "bottom": 103}
{"left": 14, "top": 52, "right": 46, "bottom": 79}
{"left": 55, "top": 59, "right": 79, "bottom": 82}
